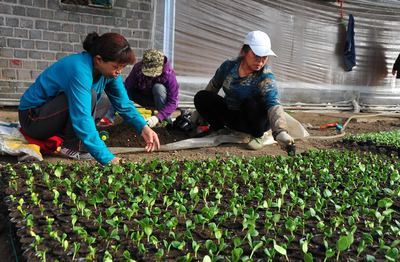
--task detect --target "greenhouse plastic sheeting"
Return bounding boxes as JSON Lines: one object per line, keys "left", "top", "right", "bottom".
{"left": 155, "top": 0, "right": 400, "bottom": 110}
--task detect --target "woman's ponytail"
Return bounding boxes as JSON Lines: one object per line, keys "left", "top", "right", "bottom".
{"left": 83, "top": 32, "right": 100, "bottom": 55}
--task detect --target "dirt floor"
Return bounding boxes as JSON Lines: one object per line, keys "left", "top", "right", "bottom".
{"left": 1, "top": 109, "right": 400, "bottom": 164}
{"left": 99, "top": 111, "right": 400, "bottom": 162}
{"left": 1, "top": 108, "right": 400, "bottom": 260}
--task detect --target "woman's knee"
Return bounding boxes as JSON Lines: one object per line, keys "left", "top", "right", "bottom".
{"left": 152, "top": 83, "right": 167, "bottom": 98}
{"left": 194, "top": 90, "right": 209, "bottom": 105}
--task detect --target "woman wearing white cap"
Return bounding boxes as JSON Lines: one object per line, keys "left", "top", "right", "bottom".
{"left": 192, "top": 30, "right": 294, "bottom": 150}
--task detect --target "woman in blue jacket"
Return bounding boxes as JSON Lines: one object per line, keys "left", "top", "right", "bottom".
{"left": 18, "top": 32, "right": 160, "bottom": 164}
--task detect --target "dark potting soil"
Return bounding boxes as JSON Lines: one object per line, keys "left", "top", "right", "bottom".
{"left": 0, "top": 179, "right": 22, "bottom": 262}
{"left": 98, "top": 120, "right": 192, "bottom": 148}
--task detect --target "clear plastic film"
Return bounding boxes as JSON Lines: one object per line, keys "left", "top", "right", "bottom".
{"left": 0, "top": 122, "right": 43, "bottom": 161}
{"left": 155, "top": 0, "right": 400, "bottom": 111}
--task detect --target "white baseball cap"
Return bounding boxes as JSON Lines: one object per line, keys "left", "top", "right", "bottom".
{"left": 244, "top": 30, "right": 276, "bottom": 57}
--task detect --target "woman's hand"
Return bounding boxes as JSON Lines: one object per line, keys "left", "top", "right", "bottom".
{"left": 141, "top": 125, "right": 160, "bottom": 152}
{"left": 110, "top": 157, "right": 121, "bottom": 164}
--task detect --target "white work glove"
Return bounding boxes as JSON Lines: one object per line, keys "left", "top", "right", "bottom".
{"left": 146, "top": 116, "right": 159, "bottom": 128}
{"left": 276, "top": 131, "right": 294, "bottom": 147}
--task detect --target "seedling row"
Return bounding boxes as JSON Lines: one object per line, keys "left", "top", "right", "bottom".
{"left": 0, "top": 149, "right": 399, "bottom": 261}
{"left": 343, "top": 130, "right": 400, "bottom": 157}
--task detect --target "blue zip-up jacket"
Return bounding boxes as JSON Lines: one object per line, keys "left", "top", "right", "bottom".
{"left": 19, "top": 52, "right": 147, "bottom": 164}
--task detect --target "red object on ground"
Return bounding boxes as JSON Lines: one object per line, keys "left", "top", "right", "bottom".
{"left": 319, "top": 123, "right": 338, "bottom": 129}
{"left": 196, "top": 125, "right": 210, "bottom": 134}
{"left": 97, "top": 117, "right": 113, "bottom": 127}
{"left": 19, "top": 128, "right": 63, "bottom": 155}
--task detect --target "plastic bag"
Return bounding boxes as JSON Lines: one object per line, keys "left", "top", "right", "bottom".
{"left": 172, "top": 109, "right": 194, "bottom": 132}
{"left": 0, "top": 122, "right": 43, "bottom": 161}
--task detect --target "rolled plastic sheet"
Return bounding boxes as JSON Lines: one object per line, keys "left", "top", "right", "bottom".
{"left": 155, "top": 0, "right": 400, "bottom": 111}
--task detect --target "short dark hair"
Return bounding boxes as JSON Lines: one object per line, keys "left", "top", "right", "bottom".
{"left": 240, "top": 44, "right": 252, "bottom": 56}
{"left": 83, "top": 32, "right": 135, "bottom": 64}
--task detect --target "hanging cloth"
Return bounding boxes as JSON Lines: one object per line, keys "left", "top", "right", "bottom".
{"left": 344, "top": 14, "right": 356, "bottom": 71}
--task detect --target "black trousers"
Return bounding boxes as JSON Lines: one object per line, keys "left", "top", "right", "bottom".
{"left": 194, "top": 90, "right": 270, "bottom": 138}
{"left": 18, "top": 90, "right": 108, "bottom": 150}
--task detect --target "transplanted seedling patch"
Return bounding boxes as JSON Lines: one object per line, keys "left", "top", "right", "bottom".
{"left": 343, "top": 130, "right": 400, "bottom": 157}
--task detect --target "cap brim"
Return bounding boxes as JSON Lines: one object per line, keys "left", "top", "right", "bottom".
{"left": 250, "top": 45, "right": 277, "bottom": 57}
{"left": 142, "top": 66, "right": 163, "bottom": 77}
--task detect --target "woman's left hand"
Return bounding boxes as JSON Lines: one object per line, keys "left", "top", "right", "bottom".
{"left": 141, "top": 125, "right": 160, "bottom": 152}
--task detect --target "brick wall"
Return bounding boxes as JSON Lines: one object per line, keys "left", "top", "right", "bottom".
{"left": 0, "top": 0, "right": 153, "bottom": 106}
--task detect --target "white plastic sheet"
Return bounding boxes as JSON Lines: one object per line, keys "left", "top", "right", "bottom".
{"left": 0, "top": 122, "right": 43, "bottom": 161}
